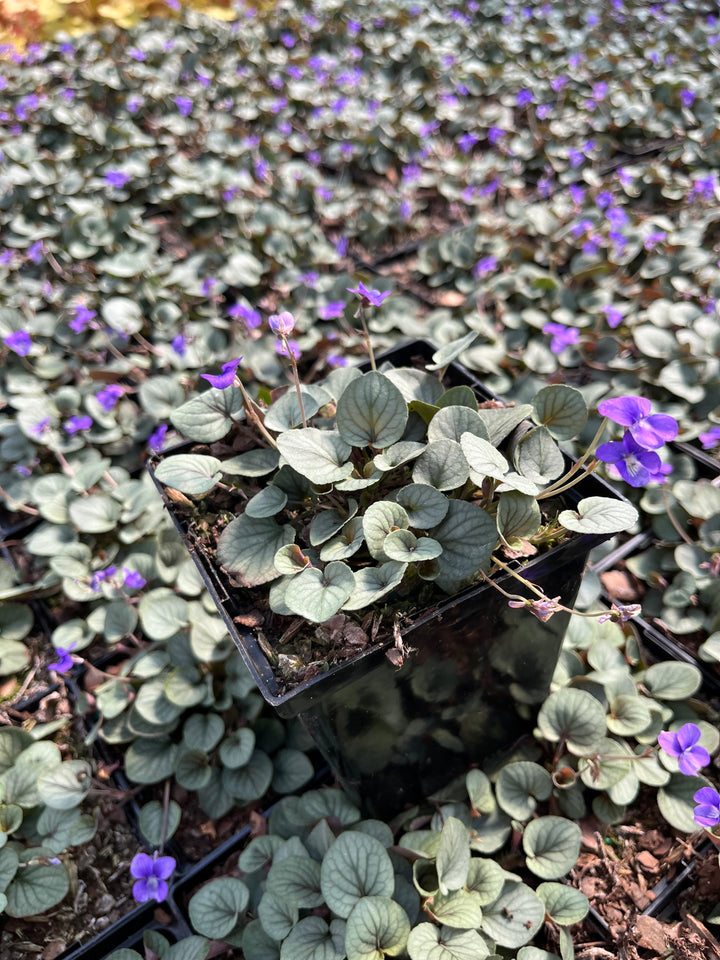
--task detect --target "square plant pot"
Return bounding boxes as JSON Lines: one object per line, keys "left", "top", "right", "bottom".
{"left": 149, "top": 339, "right": 632, "bottom": 817}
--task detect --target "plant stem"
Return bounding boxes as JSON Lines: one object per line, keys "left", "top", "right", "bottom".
{"left": 159, "top": 779, "right": 171, "bottom": 855}
{"left": 284, "top": 339, "right": 308, "bottom": 428}
{"left": 536, "top": 417, "right": 610, "bottom": 499}
{"left": 234, "top": 378, "right": 278, "bottom": 448}
{"left": 357, "top": 307, "right": 376, "bottom": 371}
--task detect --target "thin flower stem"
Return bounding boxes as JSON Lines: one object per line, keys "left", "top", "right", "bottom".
{"left": 536, "top": 417, "right": 610, "bottom": 499}
{"left": 357, "top": 308, "right": 376, "bottom": 371}
{"left": 662, "top": 487, "right": 694, "bottom": 545}
{"left": 490, "top": 556, "right": 546, "bottom": 598}
{"left": 0, "top": 489, "right": 39, "bottom": 515}
{"left": 536, "top": 459, "right": 601, "bottom": 500}
{"left": 234, "top": 379, "right": 278, "bottom": 449}
{"left": 159, "top": 779, "right": 171, "bottom": 855}
{"left": 284, "top": 340, "right": 308, "bottom": 428}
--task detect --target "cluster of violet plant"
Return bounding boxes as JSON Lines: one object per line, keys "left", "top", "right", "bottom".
{"left": 193, "top": 283, "right": 685, "bottom": 629}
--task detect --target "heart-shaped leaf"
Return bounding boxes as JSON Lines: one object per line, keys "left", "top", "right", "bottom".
{"left": 284, "top": 562, "right": 356, "bottom": 622}
{"left": 427, "top": 406, "right": 489, "bottom": 444}
{"left": 276, "top": 429, "right": 353, "bottom": 484}
{"left": 536, "top": 883, "right": 589, "bottom": 926}
{"left": 429, "top": 500, "right": 497, "bottom": 593}
{"left": 320, "top": 831, "right": 395, "bottom": 918}
{"left": 496, "top": 762, "right": 553, "bottom": 820}
{"left": 345, "top": 896, "right": 410, "bottom": 960}
{"left": 154, "top": 454, "right": 223, "bottom": 495}
{"left": 188, "top": 878, "right": 249, "bottom": 938}
{"left": 336, "top": 371, "right": 408, "bottom": 449}
{"left": 217, "top": 514, "right": 294, "bottom": 587}
{"left": 536, "top": 689, "right": 607, "bottom": 755}
{"left": 171, "top": 386, "right": 245, "bottom": 442}
{"left": 558, "top": 497, "right": 639, "bottom": 535}
{"left": 412, "top": 439, "right": 470, "bottom": 491}
{"left": 514, "top": 427, "right": 565, "bottom": 484}
{"left": 342, "top": 562, "right": 407, "bottom": 611}
{"left": 532, "top": 385, "right": 588, "bottom": 440}
{"left": 523, "top": 817, "right": 582, "bottom": 879}
{"left": 383, "top": 530, "right": 442, "bottom": 562}
{"left": 396, "top": 484, "right": 449, "bottom": 528}
{"left": 481, "top": 881, "right": 545, "bottom": 948}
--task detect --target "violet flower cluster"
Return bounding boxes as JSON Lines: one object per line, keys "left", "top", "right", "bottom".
{"left": 595, "top": 396, "right": 678, "bottom": 487}
{"left": 658, "top": 722, "right": 719, "bottom": 829}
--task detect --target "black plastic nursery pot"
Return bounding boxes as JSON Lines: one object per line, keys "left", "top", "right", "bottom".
{"left": 149, "top": 339, "right": 632, "bottom": 818}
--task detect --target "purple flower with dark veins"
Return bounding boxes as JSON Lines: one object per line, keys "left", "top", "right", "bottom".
{"left": 596, "top": 433, "right": 665, "bottom": 486}
{"left": 597, "top": 396, "right": 679, "bottom": 448}
{"left": 130, "top": 852, "right": 176, "bottom": 903}
{"left": 658, "top": 723, "right": 711, "bottom": 776}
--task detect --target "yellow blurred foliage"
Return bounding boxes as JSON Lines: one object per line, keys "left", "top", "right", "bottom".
{"left": 0, "top": 0, "right": 240, "bottom": 48}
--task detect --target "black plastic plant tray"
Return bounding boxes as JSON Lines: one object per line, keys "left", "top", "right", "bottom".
{"left": 672, "top": 440, "right": 720, "bottom": 479}
{"left": 641, "top": 838, "right": 712, "bottom": 922}
{"left": 55, "top": 900, "right": 191, "bottom": 960}
{"left": 634, "top": 614, "right": 720, "bottom": 698}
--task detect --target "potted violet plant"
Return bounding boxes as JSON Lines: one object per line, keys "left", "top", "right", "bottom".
{"left": 149, "top": 290, "right": 678, "bottom": 816}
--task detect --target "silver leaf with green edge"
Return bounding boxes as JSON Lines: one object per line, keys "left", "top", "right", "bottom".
{"left": 466, "top": 769, "right": 495, "bottom": 815}
{"left": 188, "top": 877, "right": 250, "bottom": 939}
{"left": 310, "top": 501, "right": 359, "bottom": 546}
{"left": 396, "top": 484, "right": 449, "bottom": 528}
{"left": 642, "top": 661, "right": 702, "bottom": 700}
{"left": 425, "top": 889, "right": 483, "bottom": 929}
{"left": 171, "top": 386, "right": 245, "bottom": 442}
{"left": 138, "top": 800, "right": 181, "bottom": 846}
{"left": 264, "top": 385, "right": 331, "bottom": 432}
{"left": 406, "top": 924, "right": 491, "bottom": 960}
{"left": 242, "top": 918, "right": 281, "bottom": 960}
{"left": 138, "top": 588, "right": 189, "bottom": 641}
{"left": 481, "top": 881, "right": 545, "bottom": 948}
{"left": 536, "top": 688, "right": 607, "bottom": 755}
{"left": 279, "top": 916, "right": 345, "bottom": 960}
{"left": 383, "top": 529, "right": 442, "bottom": 563}
{"left": 522, "top": 816, "right": 582, "bottom": 879}
{"left": 222, "top": 750, "right": 273, "bottom": 801}
{"left": 319, "top": 518, "right": 365, "bottom": 562}
{"left": 514, "top": 427, "right": 565, "bottom": 484}
{"left": 465, "top": 858, "right": 505, "bottom": 907}
{"left": 436, "top": 817, "right": 471, "bottom": 895}
{"left": 497, "top": 492, "right": 542, "bottom": 542}
{"left": 342, "top": 562, "right": 407, "bottom": 611}
{"left": 267, "top": 854, "right": 324, "bottom": 909}
{"left": 271, "top": 748, "right": 314, "bottom": 794}
{"left": 245, "top": 485, "right": 288, "bottom": 518}
{"left": 374, "top": 441, "right": 426, "bottom": 472}
{"left": 412, "top": 439, "right": 469, "bottom": 491}
{"left": 4, "top": 862, "right": 69, "bottom": 918}
{"left": 276, "top": 428, "right": 353, "bottom": 484}
{"left": 429, "top": 500, "right": 497, "bottom": 593}
{"left": 284, "top": 562, "right": 356, "bottom": 622}
{"left": 425, "top": 331, "right": 479, "bottom": 370}
{"left": 363, "top": 502, "right": 410, "bottom": 560}
{"left": 320, "top": 831, "right": 395, "bottom": 918}
{"left": 344, "top": 896, "right": 410, "bottom": 960}
{"left": 558, "top": 497, "right": 639, "bottom": 535}
{"left": 335, "top": 371, "right": 408, "bottom": 449}
{"left": 216, "top": 514, "right": 295, "bottom": 587}
{"left": 36, "top": 760, "right": 92, "bottom": 810}
{"left": 532, "top": 385, "right": 588, "bottom": 440}
{"left": 427, "top": 405, "right": 489, "bottom": 444}
{"left": 221, "top": 449, "right": 280, "bottom": 477}
{"left": 154, "top": 454, "right": 223, "bottom": 495}
{"left": 496, "top": 762, "right": 553, "bottom": 821}
{"left": 258, "top": 888, "right": 299, "bottom": 941}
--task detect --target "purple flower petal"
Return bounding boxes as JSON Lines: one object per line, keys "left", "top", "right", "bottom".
{"left": 130, "top": 853, "right": 154, "bottom": 879}
{"left": 597, "top": 396, "right": 651, "bottom": 425}
{"left": 676, "top": 722, "right": 702, "bottom": 752}
{"left": 630, "top": 414, "right": 679, "bottom": 449}
{"left": 200, "top": 358, "right": 242, "bottom": 390}
{"left": 153, "top": 856, "right": 176, "bottom": 880}
{"left": 657, "top": 730, "right": 680, "bottom": 758}
{"left": 678, "top": 745, "right": 710, "bottom": 776}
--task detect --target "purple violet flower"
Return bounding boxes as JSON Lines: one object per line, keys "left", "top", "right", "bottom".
{"left": 603, "top": 305, "right": 624, "bottom": 329}
{"left": 347, "top": 281, "right": 391, "bottom": 307}
{"left": 693, "top": 787, "right": 720, "bottom": 828}
{"left": 90, "top": 566, "right": 117, "bottom": 592}
{"left": 543, "top": 323, "right": 580, "bottom": 354}
{"left": 487, "top": 126, "right": 505, "bottom": 145}
{"left": 699, "top": 426, "right": 720, "bottom": 450}
{"left": 658, "top": 723, "right": 711, "bottom": 776}
{"left": 174, "top": 96, "right": 193, "bottom": 117}
{"left": 517, "top": 88, "right": 534, "bottom": 107}
{"left": 48, "top": 642, "right": 77, "bottom": 673}
{"left": 597, "top": 396, "right": 679, "bottom": 448}
{"left": 318, "top": 302, "right": 346, "bottom": 320}
{"left": 96, "top": 385, "right": 124, "bottom": 411}
{"left": 596, "top": 433, "right": 666, "bottom": 487}
{"left": 105, "top": 170, "right": 130, "bottom": 189}
{"left": 65, "top": 415, "right": 93, "bottom": 435}
{"left": 4, "top": 331, "right": 32, "bottom": 356}
{"left": 123, "top": 569, "right": 146, "bottom": 590}
{"left": 569, "top": 184, "right": 585, "bottom": 204}
{"left": 228, "top": 303, "right": 261, "bottom": 330}
{"left": 130, "top": 852, "right": 176, "bottom": 903}
{"left": 458, "top": 132, "right": 479, "bottom": 153}
{"left": 200, "top": 358, "right": 242, "bottom": 390}
{"left": 70, "top": 305, "right": 97, "bottom": 334}
{"left": 268, "top": 312, "right": 295, "bottom": 336}
{"left": 148, "top": 424, "right": 168, "bottom": 452}
{"left": 473, "top": 255, "right": 498, "bottom": 278}
{"left": 680, "top": 89, "right": 696, "bottom": 108}
{"left": 171, "top": 334, "right": 187, "bottom": 356}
